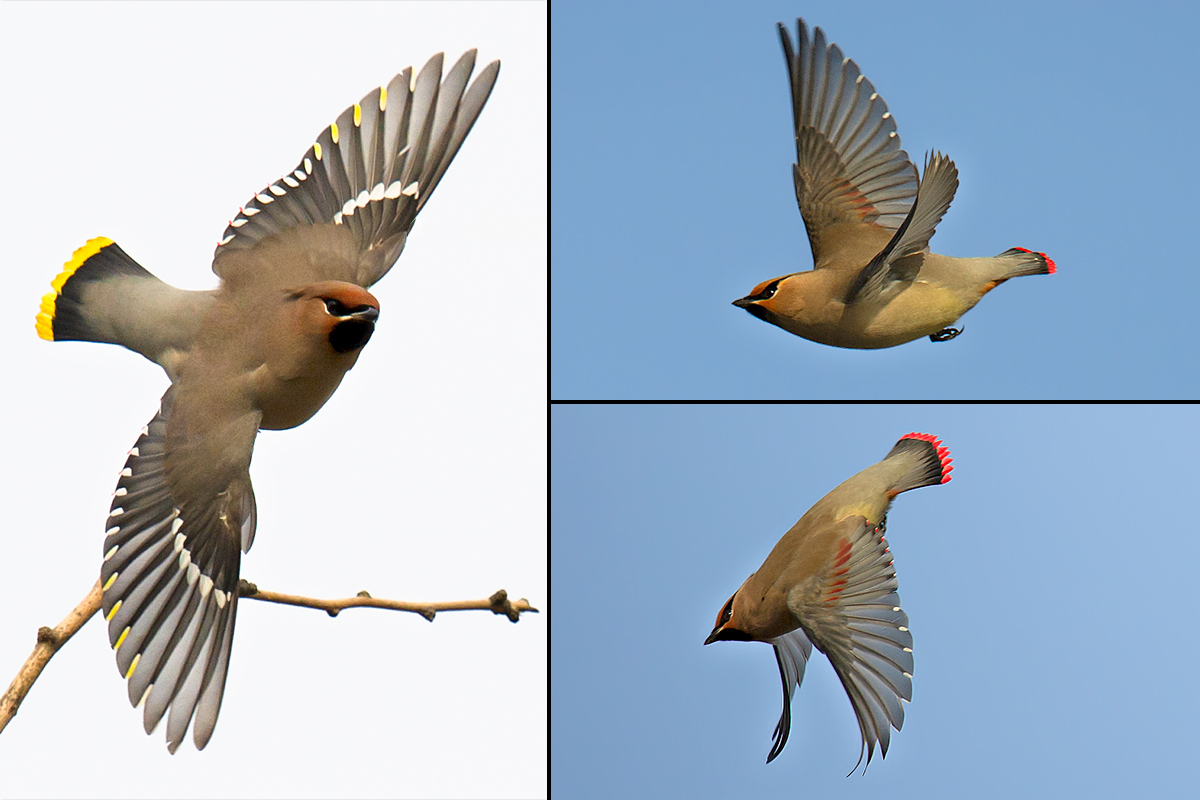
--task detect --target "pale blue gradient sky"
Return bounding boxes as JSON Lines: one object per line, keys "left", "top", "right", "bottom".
{"left": 552, "top": 404, "right": 1200, "bottom": 797}
{"left": 551, "top": 0, "right": 1200, "bottom": 398}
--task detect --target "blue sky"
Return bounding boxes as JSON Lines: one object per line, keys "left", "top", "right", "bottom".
{"left": 552, "top": 404, "right": 1200, "bottom": 797}
{"left": 1, "top": 2, "right": 545, "bottom": 797}
{"left": 552, "top": 0, "right": 1200, "bottom": 398}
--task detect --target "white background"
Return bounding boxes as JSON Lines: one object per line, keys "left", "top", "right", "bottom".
{"left": 0, "top": 2, "right": 546, "bottom": 797}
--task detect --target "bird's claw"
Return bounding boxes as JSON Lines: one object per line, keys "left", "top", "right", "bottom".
{"left": 929, "top": 327, "right": 962, "bottom": 342}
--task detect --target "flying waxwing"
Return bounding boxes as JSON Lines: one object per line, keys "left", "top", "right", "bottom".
{"left": 705, "top": 432, "right": 952, "bottom": 769}
{"left": 34, "top": 52, "right": 499, "bottom": 752}
{"left": 733, "top": 19, "right": 1054, "bottom": 348}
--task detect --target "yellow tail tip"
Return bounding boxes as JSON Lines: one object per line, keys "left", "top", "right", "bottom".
{"left": 35, "top": 236, "right": 116, "bottom": 340}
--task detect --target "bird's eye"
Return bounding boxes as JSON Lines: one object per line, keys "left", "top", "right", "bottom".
{"left": 324, "top": 298, "right": 349, "bottom": 316}
{"left": 719, "top": 597, "right": 735, "bottom": 626}
{"left": 759, "top": 283, "right": 779, "bottom": 300}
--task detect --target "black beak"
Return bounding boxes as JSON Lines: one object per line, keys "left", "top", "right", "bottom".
{"left": 732, "top": 296, "right": 754, "bottom": 309}
{"left": 704, "top": 628, "right": 722, "bottom": 645}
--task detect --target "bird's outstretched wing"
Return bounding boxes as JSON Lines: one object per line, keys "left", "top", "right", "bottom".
{"left": 100, "top": 386, "right": 261, "bottom": 752}
{"left": 213, "top": 51, "right": 499, "bottom": 292}
{"left": 786, "top": 515, "right": 913, "bottom": 771}
{"left": 778, "top": 20, "right": 919, "bottom": 269}
{"left": 845, "top": 152, "right": 959, "bottom": 305}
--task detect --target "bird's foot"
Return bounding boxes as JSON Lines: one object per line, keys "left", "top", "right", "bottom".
{"left": 929, "top": 326, "right": 962, "bottom": 342}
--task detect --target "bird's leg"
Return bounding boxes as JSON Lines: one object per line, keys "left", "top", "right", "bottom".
{"left": 929, "top": 326, "right": 962, "bottom": 342}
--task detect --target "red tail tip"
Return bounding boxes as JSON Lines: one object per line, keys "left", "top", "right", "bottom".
{"left": 902, "top": 432, "right": 953, "bottom": 482}
{"left": 1014, "top": 246, "right": 1056, "bottom": 274}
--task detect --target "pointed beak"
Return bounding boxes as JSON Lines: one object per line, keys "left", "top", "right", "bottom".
{"left": 731, "top": 296, "right": 754, "bottom": 309}
{"left": 704, "top": 628, "right": 722, "bottom": 645}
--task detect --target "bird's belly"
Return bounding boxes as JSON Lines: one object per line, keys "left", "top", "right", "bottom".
{"left": 835, "top": 283, "right": 966, "bottom": 348}
{"left": 256, "top": 370, "right": 347, "bottom": 430}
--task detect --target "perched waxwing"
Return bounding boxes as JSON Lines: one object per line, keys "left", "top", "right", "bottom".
{"left": 705, "top": 433, "right": 952, "bottom": 768}
{"left": 35, "top": 52, "right": 499, "bottom": 752}
{"left": 733, "top": 19, "right": 1054, "bottom": 348}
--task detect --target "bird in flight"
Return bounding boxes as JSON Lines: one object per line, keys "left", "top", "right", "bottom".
{"left": 36, "top": 50, "right": 499, "bottom": 752}
{"left": 733, "top": 19, "right": 1054, "bottom": 348}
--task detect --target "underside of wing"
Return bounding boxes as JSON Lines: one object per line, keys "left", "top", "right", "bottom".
{"left": 101, "top": 387, "right": 261, "bottom": 751}
{"left": 213, "top": 51, "right": 499, "bottom": 291}
{"left": 779, "top": 20, "right": 918, "bottom": 267}
{"left": 788, "top": 515, "right": 913, "bottom": 771}
{"left": 766, "top": 628, "right": 814, "bottom": 763}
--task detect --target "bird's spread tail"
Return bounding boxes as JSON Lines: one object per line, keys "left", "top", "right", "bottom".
{"left": 36, "top": 238, "right": 213, "bottom": 369}
{"left": 882, "top": 432, "right": 953, "bottom": 494}
{"left": 36, "top": 237, "right": 158, "bottom": 343}
{"left": 995, "top": 246, "right": 1056, "bottom": 278}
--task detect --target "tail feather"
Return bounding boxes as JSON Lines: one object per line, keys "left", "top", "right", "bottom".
{"left": 37, "top": 237, "right": 157, "bottom": 343}
{"left": 882, "top": 432, "right": 953, "bottom": 494}
{"left": 36, "top": 238, "right": 213, "bottom": 369}
{"left": 996, "top": 246, "right": 1056, "bottom": 278}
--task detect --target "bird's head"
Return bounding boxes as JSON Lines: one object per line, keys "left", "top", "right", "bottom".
{"left": 732, "top": 275, "right": 798, "bottom": 325}
{"left": 288, "top": 281, "right": 381, "bottom": 355}
{"left": 705, "top": 591, "right": 753, "bottom": 645}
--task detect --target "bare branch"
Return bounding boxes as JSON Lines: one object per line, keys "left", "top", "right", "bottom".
{"left": 1, "top": 579, "right": 537, "bottom": 737}
{"left": 0, "top": 579, "right": 103, "bottom": 735}
{"left": 237, "top": 580, "right": 539, "bottom": 622}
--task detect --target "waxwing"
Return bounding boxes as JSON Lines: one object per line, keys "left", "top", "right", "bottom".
{"left": 34, "top": 52, "right": 499, "bottom": 752}
{"left": 733, "top": 19, "right": 1054, "bottom": 348}
{"left": 705, "top": 433, "right": 952, "bottom": 769}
